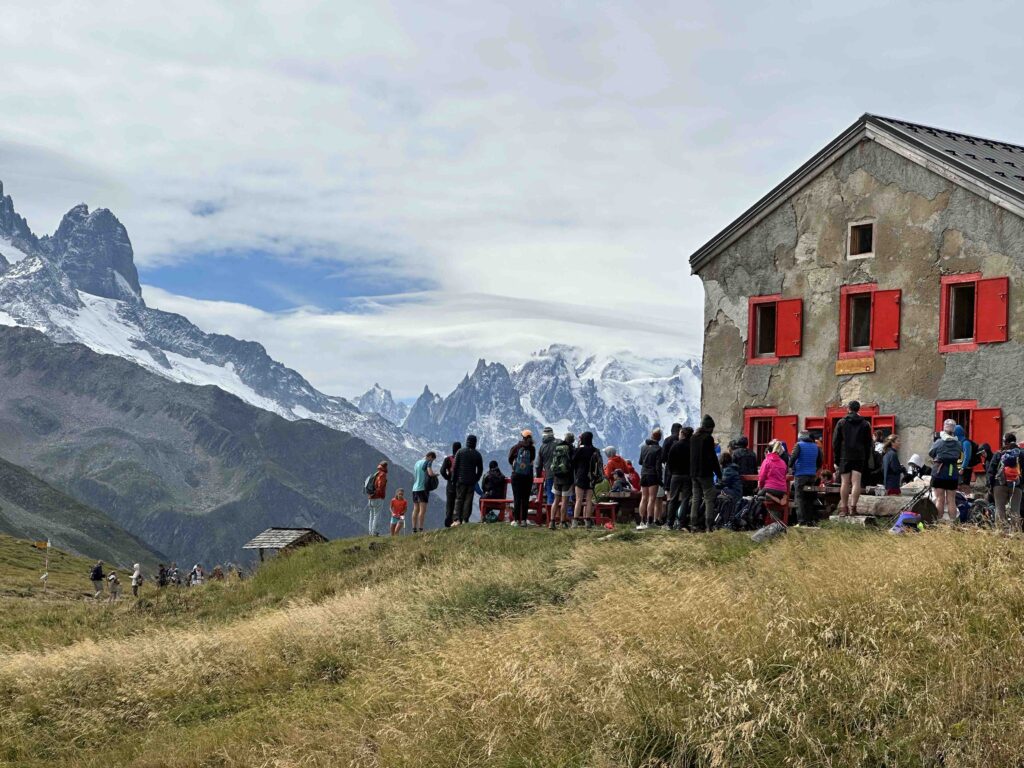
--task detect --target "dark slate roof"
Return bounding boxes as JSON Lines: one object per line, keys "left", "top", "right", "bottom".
{"left": 242, "top": 527, "right": 328, "bottom": 550}
{"left": 690, "top": 113, "right": 1024, "bottom": 273}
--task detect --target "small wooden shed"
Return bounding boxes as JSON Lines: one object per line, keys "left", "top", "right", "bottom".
{"left": 242, "top": 527, "right": 328, "bottom": 561}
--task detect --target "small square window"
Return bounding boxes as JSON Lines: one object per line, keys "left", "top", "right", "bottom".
{"left": 848, "top": 293, "right": 872, "bottom": 350}
{"left": 949, "top": 283, "right": 976, "bottom": 343}
{"left": 754, "top": 303, "right": 777, "bottom": 357}
{"left": 848, "top": 222, "right": 874, "bottom": 259}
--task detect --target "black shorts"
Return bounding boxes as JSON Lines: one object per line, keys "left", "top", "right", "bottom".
{"left": 413, "top": 490, "right": 430, "bottom": 503}
{"left": 838, "top": 460, "right": 864, "bottom": 475}
{"left": 931, "top": 476, "right": 958, "bottom": 491}
{"left": 640, "top": 475, "right": 661, "bottom": 488}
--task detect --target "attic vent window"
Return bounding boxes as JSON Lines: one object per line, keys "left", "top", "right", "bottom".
{"left": 848, "top": 221, "right": 875, "bottom": 260}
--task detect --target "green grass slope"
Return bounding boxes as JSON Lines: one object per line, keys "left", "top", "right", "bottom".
{"left": 0, "top": 457, "right": 163, "bottom": 568}
{"left": 2, "top": 525, "right": 1024, "bottom": 767}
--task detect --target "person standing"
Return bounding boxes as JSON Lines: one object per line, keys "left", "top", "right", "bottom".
{"left": 508, "top": 430, "right": 537, "bottom": 527}
{"left": 365, "top": 461, "right": 388, "bottom": 536}
{"left": 536, "top": 427, "right": 557, "bottom": 505}
{"left": 440, "top": 441, "right": 462, "bottom": 528}
{"left": 658, "top": 424, "right": 682, "bottom": 525}
{"left": 390, "top": 489, "right": 408, "bottom": 536}
{"left": 667, "top": 426, "right": 693, "bottom": 529}
{"left": 90, "top": 560, "right": 105, "bottom": 598}
{"left": 690, "top": 416, "right": 722, "bottom": 532}
{"left": 881, "top": 435, "right": 905, "bottom": 496}
{"left": 572, "top": 432, "right": 602, "bottom": 528}
{"left": 107, "top": 571, "right": 121, "bottom": 603}
{"left": 790, "top": 430, "right": 823, "bottom": 525}
{"left": 988, "top": 433, "right": 1022, "bottom": 531}
{"left": 157, "top": 564, "right": 168, "bottom": 589}
{"left": 411, "top": 451, "right": 437, "bottom": 533}
{"left": 832, "top": 401, "right": 873, "bottom": 516}
{"left": 548, "top": 432, "right": 575, "bottom": 529}
{"left": 130, "top": 563, "right": 143, "bottom": 597}
{"left": 929, "top": 420, "right": 963, "bottom": 523}
{"left": 452, "top": 435, "right": 484, "bottom": 525}
{"left": 637, "top": 428, "right": 664, "bottom": 530}
{"left": 954, "top": 424, "right": 976, "bottom": 487}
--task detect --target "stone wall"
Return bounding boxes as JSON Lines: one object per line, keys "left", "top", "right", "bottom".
{"left": 698, "top": 138, "right": 1024, "bottom": 457}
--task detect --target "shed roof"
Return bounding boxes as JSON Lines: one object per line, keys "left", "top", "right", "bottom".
{"left": 689, "top": 114, "right": 1024, "bottom": 274}
{"left": 242, "top": 527, "right": 327, "bottom": 550}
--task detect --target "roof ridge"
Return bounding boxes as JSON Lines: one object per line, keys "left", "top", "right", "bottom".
{"left": 869, "top": 113, "right": 1024, "bottom": 153}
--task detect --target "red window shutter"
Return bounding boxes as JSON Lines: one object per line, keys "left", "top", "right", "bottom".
{"left": 975, "top": 277, "right": 1009, "bottom": 344}
{"left": 871, "top": 289, "right": 901, "bottom": 350}
{"left": 775, "top": 299, "right": 803, "bottom": 357}
{"left": 970, "top": 408, "right": 1002, "bottom": 469}
{"left": 772, "top": 414, "right": 798, "bottom": 455}
{"left": 872, "top": 414, "right": 896, "bottom": 438}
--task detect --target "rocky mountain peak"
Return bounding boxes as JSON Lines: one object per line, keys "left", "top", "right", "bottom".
{"left": 355, "top": 383, "right": 409, "bottom": 426}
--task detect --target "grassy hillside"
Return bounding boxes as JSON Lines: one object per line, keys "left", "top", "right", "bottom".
{"left": 2, "top": 525, "right": 1024, "bottom": 767}
{"left": 0, "top": 456, "right": 163, "bottom": 567}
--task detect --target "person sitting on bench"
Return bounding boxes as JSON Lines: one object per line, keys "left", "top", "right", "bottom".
{"left": 758, "top": 440, "right": 789, "bottom": 505}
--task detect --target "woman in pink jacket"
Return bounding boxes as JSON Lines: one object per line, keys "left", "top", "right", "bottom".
{"left": 758, "top": 441, "right": 789, "bottom": 501}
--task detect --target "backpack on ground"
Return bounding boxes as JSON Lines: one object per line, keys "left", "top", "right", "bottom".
{"left": 999, "top": 449, "right": 1021, "bottom": 487}
{"left": 363, "top": 471, "right": 379, "bottom": 496}
{"left": 551, "top": 443, "right": 571, "bottom": 478}
{"left": 714, "top": 494, "right": 737, "bottom": 529}
{"left": 512, "top": 446, "right": 533, "bottom": 476}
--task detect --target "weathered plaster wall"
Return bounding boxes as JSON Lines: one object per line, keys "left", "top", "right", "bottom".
{"left": 699, "top": 138, "right": 1024, "bottom": 455}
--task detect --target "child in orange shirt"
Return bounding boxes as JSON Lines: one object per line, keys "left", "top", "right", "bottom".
{"left": 390, "top": 489, "right": 408, "bottom": 536}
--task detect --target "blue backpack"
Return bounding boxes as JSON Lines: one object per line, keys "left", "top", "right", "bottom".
{"left": 512, "top": 446, "right": 533, "bottom": 476}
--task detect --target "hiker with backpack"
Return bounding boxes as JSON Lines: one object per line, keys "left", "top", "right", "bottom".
{"left": 954, "top": 424, "right": 976, "bottom": 487}
{"left": 690, "top": 415, "right": 722, "bottom": 532}
{"left": 452, "top": 436, "right": 484, "bottom": 526}
{"left": 988, "top": 433, "right": 1022, "bottom": 531}
{"left": 508, "top": 430, "right": 537, "bottom": 527}
{"left": 440, "top": 441, "right": 462, "bottom": 528}
{"left": 666, "top": 426, "right": 693, "bottom": 530}
{"left": 364, "top": 461, "right": 388, "bottom": 536}
{"left": 790, "top": 430, "right": 823, "bottom": 524}
{"left": 536, "top": 427, "right": 557, "bottom": 504}
{"left": 411, "top": 452, "right": 437, "bottom": 533}
{"left": 107, "top": 571, "right": 121, "bottom": 603}
{"left": 548, "top": 432, "right": 575, "bottom": 529}
{"left": 881, "top": 435, "right": 905, "bottom": 496}
{"left": 571, "top": 432, "right": 603, "bottom": 528}
{"left": 90, "top": 560, "right": 105, "bottom": 598}
{"left": 637, "top": 428, "right": 664, "bottom": 530}
{"left": 832, "top": 401, "right": 873, "bottom": 516}
{"left": 929, "top": 420, "right": 963, "bottom": 523}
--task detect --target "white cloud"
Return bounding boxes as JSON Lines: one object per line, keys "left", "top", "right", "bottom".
{"left": 143, "top": 285, "right": 701, "bottom": 399}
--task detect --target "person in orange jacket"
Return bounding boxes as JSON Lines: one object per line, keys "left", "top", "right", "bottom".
{"left": 603, "top": 446, "right": 628, "bottom": 480}
{"left": 389, "top": 488, "right": 408, "bottom": 536}
{"left": 625, "top": 460, "right": 641, "bottom": 492}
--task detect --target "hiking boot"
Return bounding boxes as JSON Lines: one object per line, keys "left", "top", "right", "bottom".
{"left": 586, "top": 519, "right": 594, "bottom": 529}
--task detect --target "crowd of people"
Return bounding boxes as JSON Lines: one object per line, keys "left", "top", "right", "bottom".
{"left": 88, "top": 559, "right": 239, "bottom": 601}
{"left": 365, "top": 399, "right": 1023, "bottom": 535}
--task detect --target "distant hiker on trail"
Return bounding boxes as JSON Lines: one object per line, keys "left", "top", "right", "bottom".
{"left": 157, "top": 564, "right": 168, "bottom": 588}
{"left": 536, "top": 427, "right": 557, "bottom": 504}
{"left": 508, "top": 430, "right": 537, "bottom": 527}
{"left": 440, "top": 441, "right": 462, "bottom": 528}
{"left": 90, "top": 561, "right": 105, "bottom": 598}
{"left": 572, "top": 431, "right": 602, "bottom": 529}
{"left": 667, "top": 426, "right": 693, "bottom": 529}
{"left": 131, "top": 563, "right": 143, "bottom": 597}
{"left": 690, "top": 415, "right": 721, "bottom": 532}
{"left": 107, "top": 571, "right": 121, "bottom": 603}
{"left": 189, "top": 564, "right": 204, "bottom": 586}
{"left": 603, "top": 446, "right": 627, "bottom": 480}
{"left": 481, "top": 460, "right": 507, "bottom": 500}
{"left": 411, "top": 451, "right": 437, "bottom": 533}
{"left": 452, "top": 435, "right": 483, "bottom": 526}
{"left": 169, "top": 563, "right": 182, "bottom": 586}
{"left": 930, "top": 420, "right": 963, "bottom": 523}
{"left": 548, "top": 432, "right": 575, "bottom": 529}
{"left": 365, "top": 461, "right": 388, "bottom": 537}
{"left": 832, "top": 401, "right": 873, "bottom": 516}
{"left": 390, "top": 489, "right": 408, "bottom": 536}
{"left": 637, "top": 428, "right": 663, "bottom": 530}
{"left": 790, "top": 430, "right": 823, "bottom": 525}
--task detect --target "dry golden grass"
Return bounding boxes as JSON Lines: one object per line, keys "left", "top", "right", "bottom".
{"left": 3, "top": 525, "right": 1024, "bottom": 767}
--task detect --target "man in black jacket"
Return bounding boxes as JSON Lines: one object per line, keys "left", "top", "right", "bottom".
{"left": 659, "top": 423, "right": 682, "bottom": 525}
{"left": 832, "top": 401, "right": 873, "bottom": 516}
{"left": 666, "top": 426, "right": 693, "bottom": 529}
{"left": 440, "top": 441, "right": 461, "bottom": 528}
{"left": 452, "top": 434, "right": 484, "bottom": 525}
{"left": 689, "top": 415, "right": 722, "bottom": 531}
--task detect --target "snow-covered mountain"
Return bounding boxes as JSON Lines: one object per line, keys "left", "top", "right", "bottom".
{"left": 355, "top": 383, "right": 409, "bottom": 425}
{"left": 378, "top": 344, "right": 702, "bottom": 462}
{"left": 0, "top": 181, "right": 427, "bottom": 468}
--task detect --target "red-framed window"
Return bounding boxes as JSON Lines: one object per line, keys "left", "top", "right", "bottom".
{"left": 935, "top": 400, "right": 1002, "bottom": 470}
{"left": 746, "top": 295, "right": 803, "bottom": 365}
{"left": 743, "top": 407, "right": 798, "bottom": 464}
{"left": 838, "top": 283, "right": 901, "bottom": 358}
{"left": 938, "top": 273, "right": 1009, "bottom": 353}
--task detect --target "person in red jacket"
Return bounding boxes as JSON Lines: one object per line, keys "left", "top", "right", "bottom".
{"left": 625, "top": 460, "right": 641, "bottom": 492}
{"left": 603, "top": 446, "right": 628, "bottom": 480}
{"left": 367, "top": 461, "right": 388, "bottom": 536}
{"left": 389, "top": 489, "right": 408, "bottom": 536}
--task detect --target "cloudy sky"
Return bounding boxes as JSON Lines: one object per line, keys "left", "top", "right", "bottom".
{"left": 2, "top": 1, "right": 1023, "bottom": 399}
